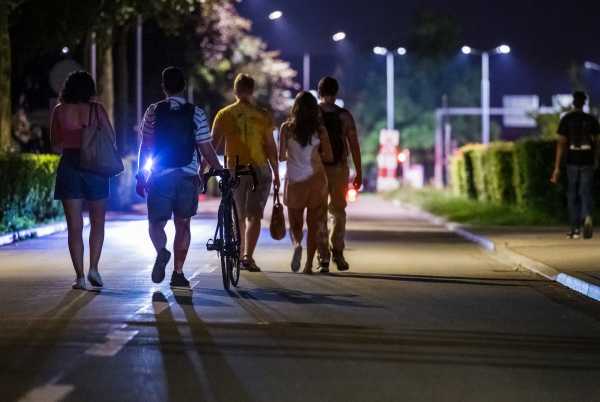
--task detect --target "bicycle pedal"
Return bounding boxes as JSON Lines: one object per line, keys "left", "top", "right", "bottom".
{"left": 206, "top": 239, "right": 222, "bottom": 251}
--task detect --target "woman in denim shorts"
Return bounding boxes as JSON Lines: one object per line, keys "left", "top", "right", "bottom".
{"left": 51, "top": 71, "right": 113, "bottom": 290}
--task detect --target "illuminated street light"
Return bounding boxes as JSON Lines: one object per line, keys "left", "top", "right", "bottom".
{"left": 61, "top": 46, "right": 70, "bottom": 55}
{"left": 461, "top": 43, "right": 512, "bottom": 144}
{"left": 373, "top": 46, "right": 388, "bottom": 55}
{"left": 268, "top": 10, "right": 283, "bottom": 20}
{"left": 585, "top": 61, "right": 600, "bottom": 71}
{"left": 332, "top": 32, "right": 346, "bottom": 42}
{"left": 397, "top": 47, "right": 407, "bottom": 56}
{"left": 496, "top": 44, "right": 511, "bottom": 54}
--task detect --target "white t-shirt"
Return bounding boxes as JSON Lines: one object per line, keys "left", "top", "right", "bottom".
{"left": 286, "top": 133, "right": 321, "bottom": 183}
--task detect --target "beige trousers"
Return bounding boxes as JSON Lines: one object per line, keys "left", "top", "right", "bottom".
{"left": 320, "top": 163, "right": 349, "bottom": 257}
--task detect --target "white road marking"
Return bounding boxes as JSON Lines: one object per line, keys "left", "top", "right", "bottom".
{"left": 85, "top": 329, "right": 139, "bottom": 357}
{"left": 17, "top": 384, "right": 74, "bottom": 402}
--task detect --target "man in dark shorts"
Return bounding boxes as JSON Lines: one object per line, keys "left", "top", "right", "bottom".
{"left": 317, "top": 77, "right": 363, "bottom": 272}
{"left": 551, "top": 91, "right": 600, "bottom": 239}
{"left": 136, "top": 67, "right": 223, "bottom": 289}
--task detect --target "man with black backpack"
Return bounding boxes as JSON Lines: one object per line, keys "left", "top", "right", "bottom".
{"left": 136, "top": 67, "right": 223, "bottom": 289}
{"left": 317, "top": 77, "right": 363, "bottom": 272}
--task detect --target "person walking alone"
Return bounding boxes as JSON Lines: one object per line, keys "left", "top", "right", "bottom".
{"left": 136, "top": 67, "right": 223, "bottom": 289}
{"left": 211, "top": 74, "right": 280, "bottom": 272}
{"left": 551, "top": 91, "right": 600, "bottom": 239}
{"left": 280, "top": 92, "right": 333, "bottom": 274}
{"left": 317, "top": 77, "right": 363, "bottom": 272}
{"left": 50, "top": 71, "right": 111, "bottom": 290}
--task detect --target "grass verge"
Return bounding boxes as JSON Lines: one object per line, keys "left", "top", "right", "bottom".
{"left": 386, "top": 187, "right": 561, "bottom": 226}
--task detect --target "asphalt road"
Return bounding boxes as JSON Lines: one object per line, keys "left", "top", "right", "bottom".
{"left": 2, "top": 196, "right": 600, "bottom": 402}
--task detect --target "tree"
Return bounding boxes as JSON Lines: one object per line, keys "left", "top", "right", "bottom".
{"left": 0, "top": 1, "right": 12, "bottom": 151}
{"left": 190, "top": 1, "right": 297, "bottom": 118}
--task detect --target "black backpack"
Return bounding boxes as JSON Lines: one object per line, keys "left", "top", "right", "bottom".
{"left": 153, "top": 101, "right": 196, "bottom": 169}
{"left": 321, "top": 106, "right": 347, "bottom": 165}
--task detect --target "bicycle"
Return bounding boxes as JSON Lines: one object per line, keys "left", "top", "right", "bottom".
{"left": 202, "top": 158, "right": 257, "bottom": 290}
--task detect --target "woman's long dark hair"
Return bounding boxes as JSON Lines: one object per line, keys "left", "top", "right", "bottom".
{"left": 288, "top": 91, "right": 321, "bottom": 147}
{"left": 59, "top": 71, "right": 96, "bottom": 104}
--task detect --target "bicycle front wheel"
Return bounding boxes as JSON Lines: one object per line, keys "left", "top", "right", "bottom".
{"left": 228, "top": 200, "right": 242, "bottom": 287}
{"left": 218, "top": 204, "right": 230, "bottom": 290}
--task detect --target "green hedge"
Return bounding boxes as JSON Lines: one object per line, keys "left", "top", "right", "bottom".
{"left": 450, "top": 139, "right": 566, "bottom": 216}
{"left": 0, "top": 153, "right": 63, "bottom": 233}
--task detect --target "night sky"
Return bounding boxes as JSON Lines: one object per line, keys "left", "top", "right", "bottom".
{"left": 237, "top": 0, "right": 600, "bottom": 105}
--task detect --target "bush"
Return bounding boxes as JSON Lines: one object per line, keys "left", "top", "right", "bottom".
{"left": 0, "top": 153, "right": 63, "bottom": 233}
{"left": 485, "top": 142, "right": 515, "bottom": 204}
{"left": 460, "top": 144, "right": 484, "bottom": 200}
{"left": 449, "top": 150, "right": 465, "bottom": 196}
{"left": 513, "top": 138, "right": 565, "bottom": 214}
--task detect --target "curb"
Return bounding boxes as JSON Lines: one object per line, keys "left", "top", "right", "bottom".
{"left": 391, "top": 199, "right": 600, "bottom": 302}
{"left": 0, "top": 218, "right": 90, "bottom": 247}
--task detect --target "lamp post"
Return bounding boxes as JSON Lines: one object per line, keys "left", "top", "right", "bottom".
{"left": 373, "top": 46, "right": 407, "bottom": 130}
{"left": 462, "top": 44, "right": 511, "bottom": 144}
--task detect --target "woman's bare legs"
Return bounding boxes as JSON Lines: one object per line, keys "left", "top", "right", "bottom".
{"left": 306, "top": 206, "right": 324, "bottom": 271}
{"left": 88, "top": 199, "right": 106, "bottom": 272}
{"left": 62, "top": 199, "right": 84, "bottom": 278}
{"left": 287, "top": 208, "right": 304, "bottom": 247}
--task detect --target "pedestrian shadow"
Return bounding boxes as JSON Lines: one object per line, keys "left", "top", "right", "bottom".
{"left": 3, "top": 289, "right": 98, "bottom": 402}
{"left": 172, "top": 290, "right": 232, "bottom": 307}
{"left": 152, "top": 291, "right": 207, "bottom": 401}
{"left": 174, "top": 294, "right": 254, "bottom": 402}
{"left": 325, "top": 272, "right": 535, "bottom": 287}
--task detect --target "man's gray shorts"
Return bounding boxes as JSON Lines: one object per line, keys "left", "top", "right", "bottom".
{"left": 147, "top": 170, "right": 200, "bottom": 223}
{"left": 233, "top": 164, "right": 272, "bottom": 220}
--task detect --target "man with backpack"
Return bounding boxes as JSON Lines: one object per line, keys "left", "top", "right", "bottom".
{"left": 551, "top": 91, "right": 600, "bottom": 239}
{"left": 317, "top": 77, "right": 363, "bottom": 272}
{"left": 136, "top": 67, "right": 223, "bottom": 289}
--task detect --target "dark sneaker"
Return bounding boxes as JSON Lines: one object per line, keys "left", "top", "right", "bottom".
{"left": 332, "top": 250, "right": 349, "bottom": 271}
{"left": 291, "top": 246, "right": 302, "bottom": 273}
{"left": 72, "top": 277, "right": 86, "bottom": 290}
{"left": 242, "top": 256, "right": 261, "bottom": 272}
{"left": 170, "top": 271, "right": 190, "bottom": 289}
{"left": 584, "top": 216, "right": 594, "bottom": 239}
{"left": 318, "top": 257, "right": 330, "bottom": 274}
{"left": 567, "top": 229, "right": 581, "bottom": 240}
{"left": 152, "top": 248, "right": 171, "bottom": 284}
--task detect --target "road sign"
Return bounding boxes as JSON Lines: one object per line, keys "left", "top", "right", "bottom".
{"left": 377, "top": 129, "right": 400, "bottom": 192}
{"left": 502, "top": 95, "right": 539, "bottom": 128}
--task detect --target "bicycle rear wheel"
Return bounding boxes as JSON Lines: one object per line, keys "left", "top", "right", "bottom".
{"left": 228, "top": 201, "right": 242, "bottom": 287}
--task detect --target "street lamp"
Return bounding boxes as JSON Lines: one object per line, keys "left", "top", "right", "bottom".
{"left": 462, "top": 44, "right": 511, "bottom": 144}
{"left": 332, "top": 32, "right": 346, "bottom": 42}
{"left": 268, "top": 10, "right": 283, "bottom": 21}
{"left": 373, "top": 46, "right": 407, "bottom": 130}
{"left": 585, "top": 61, "right": 600, "bottom": 71}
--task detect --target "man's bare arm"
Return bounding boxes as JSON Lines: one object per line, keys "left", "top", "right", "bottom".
{"left": 198, "top": 142, "right": 223, "bottom": 170}
{"left": 211, "top": 115, "right": 225, "bottom": 153}
{"left": 551, "top": 136, "right": 567, "bottom": 183}
{"left": 342, "top": 111, "right": 363, "bottom": 189}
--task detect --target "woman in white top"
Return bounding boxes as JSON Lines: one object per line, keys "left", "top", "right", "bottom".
{"left": 279, "top": 92, "right": 333, "bottom": 274}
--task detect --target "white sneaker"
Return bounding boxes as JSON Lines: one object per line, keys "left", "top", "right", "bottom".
{"left": 87, "top": 270, "right": 104, "bottom": 287}
{"left": 72, "top": 277, "right": 86, "bottom": 290}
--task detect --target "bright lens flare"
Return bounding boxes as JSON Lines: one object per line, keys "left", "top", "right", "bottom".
{"left": 143, "top": 158, "right": 154, "bottom": 172}
{"left": 268, "top": 10, "right": 283, "bottom": 20}
{"left": 332, "top": 32, "right": 346, "bottom": 42}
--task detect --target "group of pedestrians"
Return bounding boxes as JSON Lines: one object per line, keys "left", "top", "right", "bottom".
{"left": 51, "top": 66, "right": 362, "bottom": 290}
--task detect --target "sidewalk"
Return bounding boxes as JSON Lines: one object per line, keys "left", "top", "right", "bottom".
{"left": 475, "top": 226, "right": 600, "bottom": 300}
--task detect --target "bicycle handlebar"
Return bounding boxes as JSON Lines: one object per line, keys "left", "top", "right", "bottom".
{"left": 200, "top": 161, "right": 258, "bottom": 194}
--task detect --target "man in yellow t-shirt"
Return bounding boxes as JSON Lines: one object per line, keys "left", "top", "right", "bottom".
{"left": 212, "top": 74, "right": 280, "bottom": 272}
